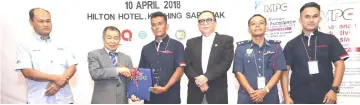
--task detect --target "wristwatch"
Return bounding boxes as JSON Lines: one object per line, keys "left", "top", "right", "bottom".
{"left": 331, "top": 86, "right": 340, "bottom": 93}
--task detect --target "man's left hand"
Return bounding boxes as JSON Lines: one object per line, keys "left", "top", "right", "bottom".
{"left": 250, "top": 89, "right": 267, "bottom": 103}
{"left": 200, "top": 83, "right": 209, "bottom": 93}
{"left": 150, "top": 86, "right": 168, "bottom": 95}
{"left": 195, "top": 75, "right": 208, "bottom": 87}
{"left": 323, "top": 90, "right": 337, "bottom": 104}
{"left": 45, "top": 82, "right": 60, "bottom": 96}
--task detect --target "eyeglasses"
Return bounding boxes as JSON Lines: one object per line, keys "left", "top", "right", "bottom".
{"left": 198, "top": 18, "right": 215, "bottom": 25}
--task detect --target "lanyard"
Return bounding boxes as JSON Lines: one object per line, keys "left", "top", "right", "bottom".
{"left": 301, "top": 36, "right": 317, "bottom": 61}
{"left": 252, "top": 45, "right": 266, "bottom": 77}
{"left": 154, "top": 39, "right": 170, "bottom": 52}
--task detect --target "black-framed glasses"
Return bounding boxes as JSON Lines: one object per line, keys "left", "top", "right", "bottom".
{"left": 198, "top": 18, "right": 215, "bottom": 25}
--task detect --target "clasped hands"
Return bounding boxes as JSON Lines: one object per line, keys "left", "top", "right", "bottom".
{"left": 248, "top": 88, "right": 268, "bottom": 104}
{"left": 195, "top": 75, "right": 209, "bottom": 93}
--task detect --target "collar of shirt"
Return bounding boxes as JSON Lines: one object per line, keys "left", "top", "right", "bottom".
{"left": 301, "top": 29, "right": 319, "bottom": 46}
{"left": 202, "top": 32, "right": 216, "bottom": 41}
{"left": 34, "top": 33, "right": 51, "bottom": 43}
{"left": 104, "top": 47, "right": 118, "bottom": 55}
{"left": 249, "top": 38, "right": 271, "bottom": 48}
{"left": 154, "top": 34, "right": 170, "bottom": 45}
{"left": 301, "top": 29, "right": 323, "bottom": 38}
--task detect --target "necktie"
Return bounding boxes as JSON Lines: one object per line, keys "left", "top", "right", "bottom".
{"left": 109, "top": 52, "right": 118, "bottom": 67}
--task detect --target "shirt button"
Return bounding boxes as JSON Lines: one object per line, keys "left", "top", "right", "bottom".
{"left": 157, "top": 61, "right": 159, "bottom": 63}
{"left": 258, "top": 59, "right": 261, "bottom": 61}
{"left": 259, "top": 66, "right": 261, "bottom": 68}
{"left": 258, "top": 51, "right": 261, "bottom": 53}
{"left": 248, "top": 60, "right": 250, "bottom": 63}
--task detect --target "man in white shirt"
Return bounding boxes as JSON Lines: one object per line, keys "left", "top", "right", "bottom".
{"left": 184, "top": 10, "right": 234, "bottom": 104}
{"left": 15, "top": 8, "right": 77, "bottom": 104}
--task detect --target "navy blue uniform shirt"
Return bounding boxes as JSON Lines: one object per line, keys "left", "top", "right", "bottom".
{"left": 139, "top": 35, "right": 185, "bottom": 104}
{"left": 283, "top": 29, "right": 349, "bottom": 103}
{"left": 233, "top": 39, "right": 287, "bottom": 94}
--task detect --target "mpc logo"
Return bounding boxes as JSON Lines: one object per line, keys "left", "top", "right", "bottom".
{"left": 321, "top": 8, "right": 354, "bottom": 21}
{"left": 264, "top": 3, "right": 288, "bottom": 12}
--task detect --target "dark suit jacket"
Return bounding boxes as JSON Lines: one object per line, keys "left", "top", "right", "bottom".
{"left": 184, "top": 32, "right": 234, "bottom": 104}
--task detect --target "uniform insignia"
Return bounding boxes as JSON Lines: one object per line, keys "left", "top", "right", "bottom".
{"left": 264, "top": 51, "right": 275, "bottom": 55}
{"left": 32, "top": 49, "right": 40, "bottom": 52}
{"left": 16, "top": 60, "right": 21, "bottom": 64}
{"left": 246, "top": 49, "right": 253, "bottom": 56}
{"left": 57, "top": 48, "right": 64, "bottom": 51}
{"left": 236, "top": 40, "right": 251, "bottom": 46}
{"left": 268, "top": 40, "right": 281, "bottom": 44}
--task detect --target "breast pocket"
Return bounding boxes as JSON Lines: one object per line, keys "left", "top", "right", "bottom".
{"left": 54, "top": 50, "right": 68, "bottom": 68}
{"left": 30, "top": 50, "right": 44, "bottom": 67}
{"left": 316, "top": 46, "right": 329, "bottom": 60}
{"left": 266, "top": 53, "right": 275, "bottom": 69}
{"left": 161, "top": 50, "right": 175, "bottom": 65}
{"left": 243, "top": 56, "right": 253, "bottom": 73}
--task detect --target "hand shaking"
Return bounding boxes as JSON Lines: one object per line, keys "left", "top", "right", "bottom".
{"left": 117, "top": 66, "right": 131, "bottom": 78}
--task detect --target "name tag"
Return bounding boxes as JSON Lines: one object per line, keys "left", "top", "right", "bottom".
{"left": 308, "top": 61, "right": 319, "bottom": 74}
{"left": 257, "top": 76, "right": 266, "bottom": 89}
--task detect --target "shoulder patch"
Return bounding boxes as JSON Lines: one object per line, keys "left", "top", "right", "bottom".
{"left": 236, "top": 40, "right": 251, "bottom": 46}
{"left": 268, "top": 40, "right": 281, "bottom": 44}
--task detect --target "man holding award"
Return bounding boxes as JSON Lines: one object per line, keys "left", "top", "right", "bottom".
{"left": 138, "top": 11, "right": 186, "bottom": 104}
{"left": 88, "top": 26, "right": 134, "bottom": 104}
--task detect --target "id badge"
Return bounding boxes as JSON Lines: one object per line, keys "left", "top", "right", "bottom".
{"left": 257, "top": 76, "right": 266, "bottom": 89}
{"left": 308, "top": 61, "right": 319, "bottom": 74}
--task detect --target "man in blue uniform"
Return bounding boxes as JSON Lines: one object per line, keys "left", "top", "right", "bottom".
{"left": 15, "top": 8, "right": 77, "bottom": 104}
{"left": 281, "top": 2, "right": 349, "bottom": 104}
{"left": 233, "top": 14, "right": 287, "bottom": 104}
{"left": 138, "top": 11, "right": 186, "bottom": 104}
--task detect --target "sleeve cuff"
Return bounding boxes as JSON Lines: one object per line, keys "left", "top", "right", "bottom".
{"left": 179, "top": 62, "right": 186, "bottom": 67}
{"left": 15, "top": 63, "right": 32, "bottom": 72}
{"left": 339, "top": 54, "right": 349, "bottom": 61}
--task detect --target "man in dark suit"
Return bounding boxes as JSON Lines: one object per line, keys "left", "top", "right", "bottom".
{"left": 184, "top": 10, "right": 234, "bottom": 104}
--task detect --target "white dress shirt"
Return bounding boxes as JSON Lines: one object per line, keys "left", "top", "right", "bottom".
{"left": 201, "top": 33, "right": 216, "bottom": 73}
{"left": 15, "top": 34, "right": 77, "bottom": 104}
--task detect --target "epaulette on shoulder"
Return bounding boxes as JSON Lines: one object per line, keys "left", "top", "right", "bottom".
{"left": 268, "top": 40, "right": 281, "bottom": 44}
{"left": 236, "top": 40, "right": 251, "bottom": 46}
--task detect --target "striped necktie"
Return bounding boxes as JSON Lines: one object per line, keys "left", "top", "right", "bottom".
{"left": 109, "top": 52, "right": 118, "bottom": 67}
